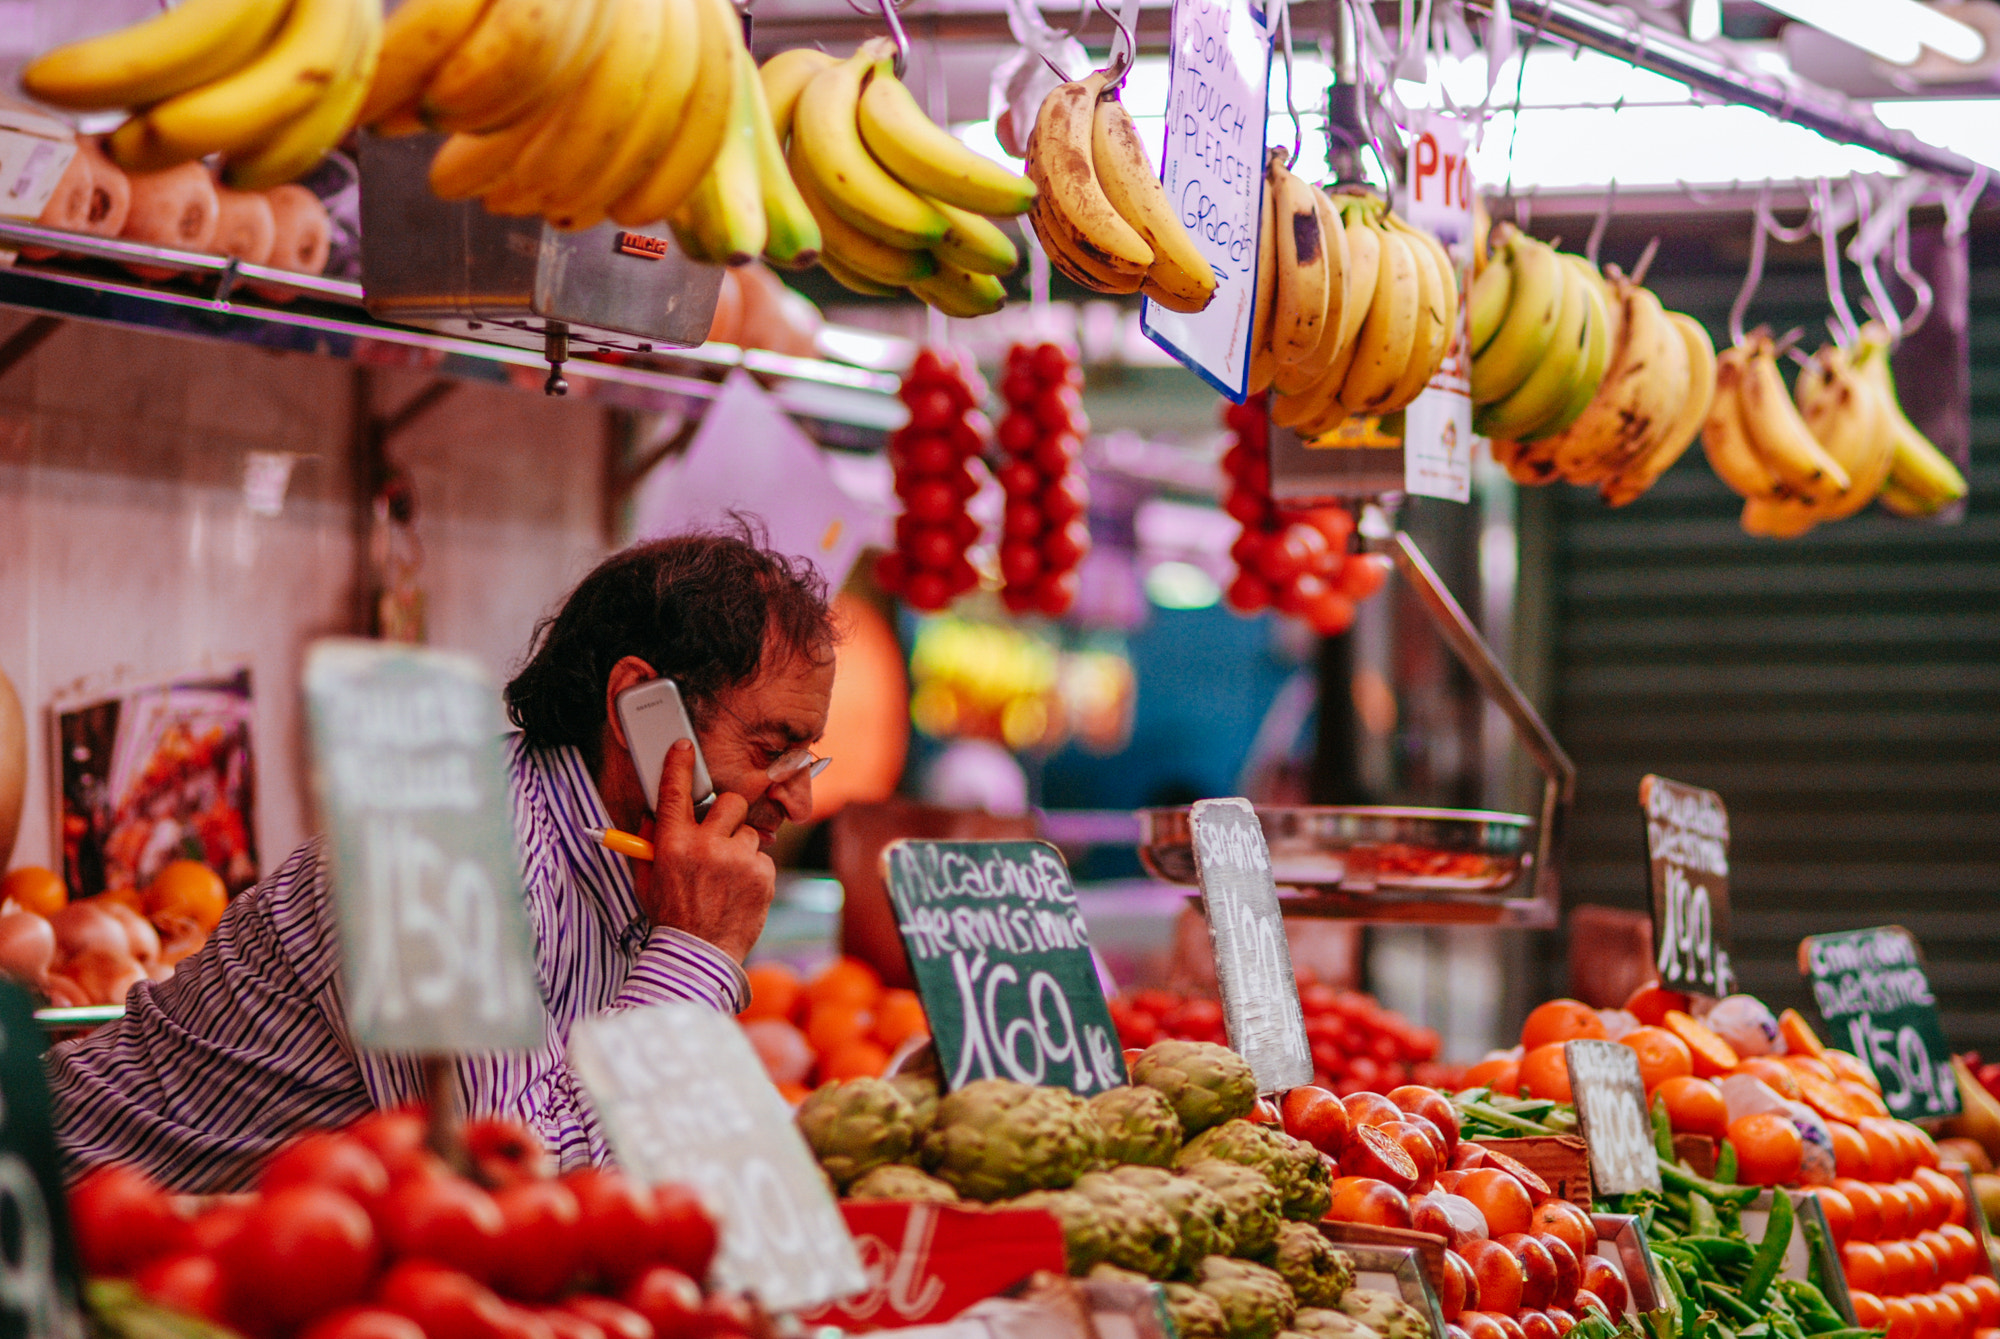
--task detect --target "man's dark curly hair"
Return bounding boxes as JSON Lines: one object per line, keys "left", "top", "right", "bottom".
{"left": 504, "top": 520, "right": 836, "bottom": 765}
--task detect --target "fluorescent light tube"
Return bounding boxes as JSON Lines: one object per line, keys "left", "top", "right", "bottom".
{"left": 1755, "top": 0, "right": 1985, "bottom": 66}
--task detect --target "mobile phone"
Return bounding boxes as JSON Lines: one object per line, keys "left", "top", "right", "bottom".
{"left": 614, "top": 678, "right": 714, "bottom": 816}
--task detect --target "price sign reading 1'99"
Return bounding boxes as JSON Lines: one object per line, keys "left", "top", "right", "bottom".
{"left": 1799, "top": 927, "right": 1959, "bottom": 1120}
{"left": 1640, "top": 775, "right": 1735, "bottom": 997}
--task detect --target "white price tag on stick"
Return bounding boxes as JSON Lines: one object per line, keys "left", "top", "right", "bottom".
{"left": 1566, "top": 1039, "right": 1662, "bottom": 1196}
{"left": 571, "top": 1005, "right": 868, "bottom": 1313}
{"left": 1141, "top": 0, "right": 1273, "bottom": 400}
{"left": 1398, "top": 114, "right": 1476, "bottom": 502}
{"left": 304, "top": 640, "right": 545, "bottom": 1054}
{"left": 1188, "top": 798, "right": 1312, "bottom": 1094}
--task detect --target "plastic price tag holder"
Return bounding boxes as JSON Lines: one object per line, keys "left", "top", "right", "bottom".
{"left": 883, "top": 839, "right": 1128, "bottom": 1095}
{"left": 1139, "top": 0, "right": 1273, "bottom": 401}
{"left": 571, "top": 1003, "right": 867, "bottom": 1313}
{"left": 1566, "top": 1039, "right": 1662, "bottom": 1196}
{"left": 1397, "top": 112, "right": 1477, "bottom": 503}
{"left": 1588, "top": 1213, "right": 1672, "bottom": 1319}
{"left": 1639, "top": 774, "right": 1735, "bottom": 997}
{"left": 0, "top": 982, "right": 85, "bottom": 1339}
{"left": 1797, "top": 925, "right": 1960, "bottom": 1120}
{"left": 303, "top": 640, "right": 545, "bottom": 1055}
{"left": 1187, "top": 798, "right": 1311, "bottom": 1095}
{"left": 1319, "top": 1240, "right": 1450, "bottom": 1339}
{"left": 1737, "top": 1191, "right": 1857, "bottom": 1324}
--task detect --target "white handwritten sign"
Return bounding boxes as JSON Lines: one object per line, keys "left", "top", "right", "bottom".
{"left": 571, "top": 1005, "right": 867, "bottom": 1312}
{"left": 1566, "top": 1040, "right": 1662, "bottom": 1196}
{"left": 1188, "top": 799, "right": 1311, "bottom": 1094}
{"left": 1800, "top": 927, "right": 1958, "bottom": 1119}
{"left": 1141, "top": 0, "right": 1273, "bottom": 399}
{"left": 1640, "top": 774, "right": 1734, "bottom": 997}
{"left": 884, "top": 840, "right": 1127, "bottom": 1096}
{"left": 305, "top": 640, "right": 545, "bottom": 1053}
{"left": 1398, "top": 113, "right": 1476, "bottom": 502}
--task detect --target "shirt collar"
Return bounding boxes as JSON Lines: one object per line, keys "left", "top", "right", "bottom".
{"left": 513, "top": 737, "right": 654, "bottom": 954}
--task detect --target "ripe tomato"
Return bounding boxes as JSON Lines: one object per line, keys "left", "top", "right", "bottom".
{"left": 135, "top": 1253, "right": 226, "bottom": 1321}
{"left": 261, "top": 1133, "right": 390, "bottom": 1204}
{"left": 1578, "top": 1257, "right": 1628, "bottom": 1314}
{"left": 375, "top": 1261, "right": 513, "bottom": 1339}
{"left": 1281, "top": 1086, "right": 1351, "bottom": 1158}
{"left": 620, "top": 1267, "right": 705, "bottom": 1339}
{"left": 1387, "top": 1087, "right": 1461, "bottom": 1156}
{"left": 652, "top": 1185, "right": 719, "bottom": 1282}
{"left": 561, "top": 1296, "right": 655, "bottom": 1339}
{"left": 563, "top": 1168, "right": 665, "bottom": 1290}
{"left": 491, "top": 1179, "right": 584, "bottom": 1302}
{"left": 347, "top": 1109, "right": 435, "bottom": 1183}
{"left": 222, "top": 1185, "right": 379, "bottom": 1332}
{"left": 379, "top": 1173, "right": 505, "bottom": 1282}
{"left": 536, "top": 1309, "right": 606, "bottom": 1339}
{"left": 1460, "top": 1239, "right": 1525, "bottom": 1316}
{"left": 465, "top": 1119, "right": 550, "bottom": 1189}
{"left": 1499, "top": 1232, "right": 1557, "bottom": 1310}
{"left": 188, "top": 1202, "right": 252, "bottom": 1256}
{"left": 69, "top": 1165, "right": 189, "bottom": 1275}
{"left": 300, "top": 1308, "right": 429, "bottom": 1339}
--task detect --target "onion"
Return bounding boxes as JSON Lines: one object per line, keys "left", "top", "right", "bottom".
{"left": 70, "top": 947, "right": 143, "bottom": 1006}
{"left": 104, "top": 902, "right": 161, "bottom": 967}
{"left": 42, "top": 973, "right": 86, "bottom": 1008}
{"left": 0, "top": 912, "right": 55, "bottom": 988}
{"left": 51, "top": 900, "right": 126, "bottom": 964}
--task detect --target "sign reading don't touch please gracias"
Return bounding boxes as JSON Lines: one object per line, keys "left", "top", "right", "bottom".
{"left": 883, "top": 839, "right": 1127, "bottom": 1095}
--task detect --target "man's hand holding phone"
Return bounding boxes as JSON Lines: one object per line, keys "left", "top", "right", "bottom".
{"left": 636, "top": 738, "right": 775, "bottom": 961}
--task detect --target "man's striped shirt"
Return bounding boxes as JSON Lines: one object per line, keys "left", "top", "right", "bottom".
{"left": 47, "top": 735, "right": 749, "bottom": 1191}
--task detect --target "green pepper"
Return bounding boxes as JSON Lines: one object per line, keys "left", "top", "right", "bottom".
{"left": 1799, "top": 1219, "right": 1832, "bottom": 1296}
{"left": 1653, "top": 1093, "right": 1676, "bottom": 1162}
{"left": 1776, "top": 1279, "right": 1846, "bottom": 1334}
{"left": 1702, "top": 1281, "right": 1760, "bottom": 1324}
{"left": 1690, "top": 1192, "right": 1721, "bottom": 1237}
{"left": 1455, "top": 1099, "right": 1559, "bottom": 1137}
{"left": 1660, "top": 1161, "right": 1762, "bottom": 1208}
{"left": 1715, "top": 1141, "right": 1739, "bottom": 1185}
{"left": 1741, "top": 1188, "right": 1793, "bottom": 1307}
{"left": 1684, "top": 1236, "right": 1757, "bottom": 1274}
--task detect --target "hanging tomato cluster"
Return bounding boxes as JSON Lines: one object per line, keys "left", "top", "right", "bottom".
{"left": 994, "top": 343, "right": 1091, "bottom": 617}
{"left": 878, "top": 349, "right": 990, "bottom": 613}
{"left": 1219, "top": 396, "right": 1390, "bottom": 635}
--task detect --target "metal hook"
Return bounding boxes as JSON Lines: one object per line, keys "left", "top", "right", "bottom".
{"left": 1095, "top": 0, "right": 1136, "bottom": 88}
{"left": 842, "top": 0, "right": 910, "bottom": 75}
{"left": 1277, "top": 0, "right": 1303, "bottom": 168}
{"left": 1848, "top": 177, "right": 1902, "bottom": 344}
{"left": 1728, "top": 180, "right": 1771, "bottom": 347}
{"left": 1891, "top": 205, "right": 1934, "bottom": 341}
{"left": 1676, "top": 177, "right": 1739, "bottom": 209}
{"left": 1944, "top": 163, "right": 1989, "bottom": 241}
{"left": 1585, "top": 177, "right": 1617, "bottom": 267}
{"left": 1764, "top": 182, "right": 1818, "bottom": 245}
{"left": 1815, "top": 176, "right": 1858, "bottom": 346}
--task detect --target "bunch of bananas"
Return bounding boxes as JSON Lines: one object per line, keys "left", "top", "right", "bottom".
{"left": 1250, "top": 160, "right": 1459, "bottom": 437}
{"left": 770, "top": 38, "right": 1036, "bottom": 316}
{"left": 1479, "top": 240, "right": 1717, "bottom": 507}
{"left": 1706, "top": 322, "right": 1968, "bottom": 537}
{"left": 22, "top": 0, "right": 384, "bottom": 191}
{"left": 1468, "top": 224, "right": 1619, "bottom": 452}
{"left": 1023, "top": 70, "right": 1217, "bottom": 313}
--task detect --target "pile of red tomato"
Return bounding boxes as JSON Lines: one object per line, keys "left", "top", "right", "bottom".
{"left": 71, "top": 1111, "right": 745, "bottom": 1339}
{"left": 1278, "top": 1084, "right": 1633, "bottom": 1339}
{"left": 878, "top": 348, "right": 991, "bottom": 613}
{"left": 994, "top": 343, "right": 1091, "bottom": 617}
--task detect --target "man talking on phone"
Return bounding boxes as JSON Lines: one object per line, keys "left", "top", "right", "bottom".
{"left": 49, "top": 524, "right": 839, "bottom": 1189}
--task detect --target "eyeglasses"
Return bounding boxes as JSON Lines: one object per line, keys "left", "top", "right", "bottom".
{"left": 766, "top": 750, "right": 832, "bottom": 785}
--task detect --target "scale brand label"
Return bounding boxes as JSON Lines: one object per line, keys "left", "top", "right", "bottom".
{"left": 616, "top": 231, "right": 670, "bottom": 259}
{"left": 1566, "top": 1039, "right": 1662, "bottom": 1196}
{"left": 305, "top": 640, "right": 545, "bottom": 1053}
{"left": 1188, "top": 798, "right": 1310, "bottom": 1094}
{"left": 1799, "top": 927, "right": 1958, "bottom": 1119}
{"left": 1398, "top": 113, "right": 1476, "bottom": 503}
{"left": 1640, "top": 774, "right": 1734, "bottom": 996}
{"left": 572, "top": 1005, "right": 866, "bottom": 1312}
{"left": 1141, "top": 0, "right": 1272, "bottom": 400}
{"left": 884, "top": 840, "right": 1126, "bottom": 1095}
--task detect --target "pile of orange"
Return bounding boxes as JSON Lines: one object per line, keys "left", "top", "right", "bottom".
{"left": 737, "top": 956, "right": 929, "bottom": 1103}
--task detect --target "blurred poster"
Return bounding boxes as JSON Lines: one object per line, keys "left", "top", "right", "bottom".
{"left": 53, "top": 668, "right": 258, "bottom": 900}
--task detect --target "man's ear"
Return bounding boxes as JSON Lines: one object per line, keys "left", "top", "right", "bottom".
{"left": 602, "top": 656, "right": 659, "bottom": 752}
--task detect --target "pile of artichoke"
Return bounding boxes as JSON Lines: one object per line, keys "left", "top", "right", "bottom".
{"left": 795, "top": 1038, "right": 1420, "bottom": 1339}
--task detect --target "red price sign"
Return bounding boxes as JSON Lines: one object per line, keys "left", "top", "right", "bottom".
{"left": 1409, "top": 130, "right": 1473, "bottom": 214}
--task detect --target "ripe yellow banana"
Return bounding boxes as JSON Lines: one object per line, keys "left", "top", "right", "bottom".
{"left": 820, "top": 251, "right": 903, "bottom": 296}
{"left": 1475, "top": 253, "right": 1591, "bottom": 440}
{"left": 1270, "top": 163, "right": 1331, "bottom": 369}
{"left": 1600, "top": 312, "right": 1716, "bottom": 507}
{"left": 1736, "top": 335, "right": 1851, "bottom": 502}
{"left": 361, "top": 0, "right": 488, "bottom": 128}
{"left": 1025, "top": 148, "right": 1142, "bottom": 295}
{"left": 1246, "top": 170, "right": 1279, "bottom": 395}
{"left": 1380, "top": 216, "right": 1453, "bottom": 412}
{"left": 761, "top": 49, "right": 838, "bottom": 142}
{"left": 1467, "top": 250, "right": 1512, "bottom": 357}
{"left": 1327, "top": 198, "right": 1381, "bottom": 374}
{"left": 225, "top": 0, "right": 384, "bottom": 190}
{"left": 1856, "top": 327, "right": 1969, "bottom": 511}
{"left": 858, "top": 64, "right": 1036, "bottom": 218}
{"left": 790, "top": 43, "right": 949, "bottom": 250}
{"left": 668, "top": 49, "right": 767, "bottom": 267}
{"left": 1792, "top": 342, "right": 1896, "bottom": 524}
{"left": 795, "top": 162, "right": 936, "bottom": 286}
{"left": 1471, "top": 228, "right": 1563, "bottom": 406}
{"left": 1029, "top": 72, "right": 1152, "bottom": 279}
{"left": 1336, "top": 223, "right": 1421, "bottom": 415}
{"left": 1704, "top": 347, "right": 1787, "bottom": 501}
{"left": 421, "top": 0, "right": 595, "bottom": 134}
{"left": 610, "top": 0, "right": 738, "bottom": 226}
{"left": 1547, "top": 283, "right": 1684, "bottom": 484}
{"left": 1392, "top": 214, "right": 1458, "bottom": 363}
{"left": 428, "top": 112, "right": 547, "bottom": 201}
{"left": 544, "top": 0, "right": 699, "bottom": 228}
{"left": 1093, "top": 91, "right": 1216, "bottom": 314}
{"left": 25, "top": 0, "right": 291, "bottom": 111}
{"left": 910, "top": 260, "right": 1007, "bottom": 317}
{"left": 1274, "top": 192, "right": 1359, "bottom": 398}
{"left": 929, "top": 200, "right": 1018, "bottom": 276}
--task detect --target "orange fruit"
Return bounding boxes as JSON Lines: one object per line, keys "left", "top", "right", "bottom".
{"left": 1904, "top": 1122, "right": 1943, "bottom": 1171}
{"left": 805, "top": 1002, "right": 873, "bottom": 1056}
{"left": 1779, "top": 1008, "right": 1827, "bottom": 1058}
{"left": 1623, "top": 982, "right": 1693, "bottom": 1028}
{"left": 820, "top": 1038, "right": 891, "bottom": 1081}
{"left": 1877, "top": 1182, "right": 1916, "bottom": 1240}
{"left": 805, "top": 956, "right": 883, "bottom": 1012}
{"left": 1830, "top": 1122, "right": 1872, "bottom": 1180}
{"left": 1883, "top": 1296, "right": 1917, "bottom": 1339}
{"left": 1654, "top": 1075, "right": 1729, "bottom": 1141}
{"left": 0, "top": 866, "right": 66, "bottom": 918}
{"left": 1458, "top": 1168, "right": 1534, "bottom": 1237}
{"left": 1521, "top": 1000, "right": 1607, "bottom": 1052}
{"left": 871, "top": 989, "right": 928, "bottom": 1050}
{"left": 1836, "top": 1177, "right": 1885, "bottom": 1241}
{"left": 1968, "top": 1274, "right": 2000, "bottom": 1327}
{"left": 1664, "top": 1010, "right": 1740, "bottom": 1077}
{"left": 1881, "top": 1238, "right": 1922, "bottom": 1294}
{"left": 1733, "top": 1057, "right": 1803, "bottom": 1101}
{"left": 1826, "top": 1049, "right": 1883, "bottom": 1094}
{"left": 1795, "top": 1070, "right": 1879, "bottom": 1126}
{"left": 1520, "top": 1043, "right": 1574, "bottom": 1102}
{"left": 1841, "top": 1079, "right": 1892, "bottom": 1119}
{"left": 1860, "top": 1119, "right": 1914, "bottom": 1181}
{"left": 1464, "top": 1056, "right": 1522, "bottom": 1097}
{"left": 1727, "top": 1112, "right": 1804, "bottom": 1186}
{"left": 1810, "top": 1185, "right": 1855, "bottom": 1247}
{"left": 1850, "top": 1292, "right": 1887, "bottom": 1330}
{"left": 1622, "top": 1026, "right": 1694, "bottom": 1090}
{"left": 742, "top": 961, "right": 802, "bottom": 1022}
{"left": 1844, "top": 1242, "right": 1888, "bottom": 1296}
{"left": 1781, "top": 1054, "right": 1838, "bottom": 1084}
{"left": 144, "top": 860, "right": 227, "bottom": 933}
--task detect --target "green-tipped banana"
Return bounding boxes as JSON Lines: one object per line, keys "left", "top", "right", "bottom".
{"left": 1527, "top": 255, "right": 1614, "bottom": 439}
{"left": 929, "top": 199, "right": 1019, "bottom": 276}
{"left": 740, "top": 46, "right": 819, "bottom": 267}
{"left": 668, "top": 47, "right": 766, "bottom": 265}
{"left": 1475, "top": 247, "right": 1591, "bottom": 440}
{"left": 910, "top": 259, "right": 1007, "bottom": 317}
{"left": 1472, "top": 228, "right": 1565, "bottom": 406}
{"left": 793, "top": 41, "right": 949, "bottom": 249}
{"left": 1857, "top": 327, "right": 1968, "bottom": 512}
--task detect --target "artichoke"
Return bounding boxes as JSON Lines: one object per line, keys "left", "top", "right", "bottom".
{"left": 1071, "top": 1171, "right": 1181, "bottom": 1279}
{"left": 1293, "top": 1310, "right": 1380, "bottom": 1339}
{"left": 1088, "top": 1085, "right": 1183, "bottom": 1167}
{"left": 1197, "top": 1255, "right": 1297, "bottom": 1339}
{"left": 1338, "top": 1290, "right": 1427, "bottom": 1339}
{"left": 795, "top": 1077, "right": 917, "bottom": 1188}
{"left": 1176, "top": 1120, "right": 1332, "bottom": 1221}
{"left": 846, "top": 1164, "right": 960, "bottom": 1203}
{"left": 1107, "top": 1164, "right": 1232, "bottom": 1272}
{"left": 1088, "top": 1263, "right": 1152, "bottom": 1287}
{"left": 1009, "top": 1189, "right": 1109, "bottom": 1274}
{"left": 1164, "top": 1282, "right": 1230, "bottom": 1339}
{"left": 923, "top": 1079, "right": 1097, "bottom": 1200}
{"left": 1179, "top": 1159, "right": 1282, "bottom": 1257}
{"left": 891, "top": 1068, "right": 941, "bottom": 1140}
{"left": 1131, "top": 1040, "right": 1257, "bottom": 1136}
{"left": 1264, "top": 1223, "right": 1355, "bottom": 1309}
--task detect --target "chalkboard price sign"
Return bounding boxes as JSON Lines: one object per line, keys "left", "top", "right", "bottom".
{"left": 1187, "top": 799, "right": 1311, "bottom": 1095}
{"left": 1799, "top": 927, "right": 1959, "bottom": 1120}
{"left": 305, "top": 640, "right": 545, "bottom": 1054}
{"left": 884, "top": 840, "right": 1126, "bottom": 1095}
{"left": 0, "top": 983, "right": 83, "bottom": 1339}
{"left": 1566, "top": 1039, "right": 1662, "bottom": 1197}
{"left": 572, "top": 1004, "right": 866, "bottom": 1313}
{"left": 1640, "top": 775, "right": 1735, "bottom": 996}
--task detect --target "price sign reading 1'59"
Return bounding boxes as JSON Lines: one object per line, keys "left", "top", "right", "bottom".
{"left": 1799, "top": 927, "right": 1959, "bottom": 1120}
{"left": 1640, "top": 774, "right": 1734, "bottom": 997}
{"left": 305, "top": 640, "right": 545, "bottom": 1054}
